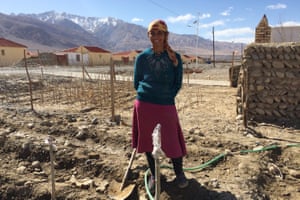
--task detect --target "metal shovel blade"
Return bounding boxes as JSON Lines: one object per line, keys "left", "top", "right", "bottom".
{"left": 108, "top": 148, "right": 137, "bottom": 200}
{"left": 108, "top": 180, "right": 136, "bottom": 200}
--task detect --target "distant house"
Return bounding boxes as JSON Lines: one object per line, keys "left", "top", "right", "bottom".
{"left": 181, "top": 54, "right": 204, "bottom": 64}
{"left": 56, "top": 45, "right": 111, "bottom": 66}
{"left": 0, "top": 38, "right": 27, "bottom": 67}
{"left": 271, "top": 26, "right": 300, "bottom": 42}
{"left": 112, "top": 50, "right": 200, "bottom": 66}
{"left": 112, "top": 50, "right": 142, "bottom": 65}
{"left": 181, "top": 54, "right": 193, "bottom": 64}
{"left": 181, "top": 55, "right": 204, "bottom": 64}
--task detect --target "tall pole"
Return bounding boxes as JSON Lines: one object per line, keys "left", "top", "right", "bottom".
{"left": 212, "top": 26, "right": 216, "bottom": 68}
{"left": 240, "top": 43, "right": 243, "bottom": 62}
{"left": 195, "top": 14, "right": 199, "bottom": 68}
{"left": 188, "top": 13, "right": 200, "bottom": 67}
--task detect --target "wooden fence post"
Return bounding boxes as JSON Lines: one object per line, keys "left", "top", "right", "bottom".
{"left": 110, "top": 58, "right": 115, "bottom": 122}
{"left": 24, "top": 49, "right": 34, "bottom": 111}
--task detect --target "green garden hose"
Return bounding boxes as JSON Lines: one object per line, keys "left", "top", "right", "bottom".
{"left": 144, "top": 143, "right": 300, "bottom": 200}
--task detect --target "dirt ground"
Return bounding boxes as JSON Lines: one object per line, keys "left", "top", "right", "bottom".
{"left": 0, "top": 64, "right": 299, "bottom": 200}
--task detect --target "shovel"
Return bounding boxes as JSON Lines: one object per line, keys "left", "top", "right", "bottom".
{"left": 108, "top": 148, "right": 137, "bottom": 200}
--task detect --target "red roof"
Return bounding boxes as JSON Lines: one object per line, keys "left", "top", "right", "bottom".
{"left": 0, "top": 38, "right": 27, "bottom": 48}
{"left": 63, "top": 46, "right": 110, "bottom": 53}
{"left": 182, "top": 54, "right": 192, "bottom": 58}
{"left": 113, "top": 50, "right": 142, "bottom": 56}
{"left": 84, "top": 46, "right": 111, "bottom": 53}
{"left": 62, "top": 47, "right": 78, "bottom": 52}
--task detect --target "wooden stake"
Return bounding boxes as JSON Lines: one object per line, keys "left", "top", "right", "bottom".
{"left": 47, "top": 136, "right": 56, "bottom": 200}
{"left": 154, "top": 158, "right": 161, "bottom": 200}
{"left": 110, "top": 58, "right": 115, "bottom": 122}
{"left": 23, "top": 49, "right": 34, "bottom": 111}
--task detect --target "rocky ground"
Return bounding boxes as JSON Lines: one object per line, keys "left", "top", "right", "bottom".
{"left": 0, "top": 64, "right": 299, "bottom": 200}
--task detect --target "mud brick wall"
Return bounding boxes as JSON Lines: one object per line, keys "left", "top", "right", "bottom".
{"left": 242, "top": 42, "right": 300, "bottom": 126}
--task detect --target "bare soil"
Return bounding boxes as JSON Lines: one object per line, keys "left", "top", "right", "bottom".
{"left": 0, "top": 64, "right": 299, "bottom": 200}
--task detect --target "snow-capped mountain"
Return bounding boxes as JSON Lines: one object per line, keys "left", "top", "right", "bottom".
{"left": 0, "top": 11, "right": 241, "bottom": 54}
{"left": 28, "top": 11, "right": 120, "bottom": 33}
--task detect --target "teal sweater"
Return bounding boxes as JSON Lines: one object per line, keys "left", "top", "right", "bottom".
{"left": 134, "top": 48, "right": 183, "bottom": 105}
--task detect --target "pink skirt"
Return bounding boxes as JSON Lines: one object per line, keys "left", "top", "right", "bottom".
{"left": 132, "top": 99, "right": 187, "bottom": 158}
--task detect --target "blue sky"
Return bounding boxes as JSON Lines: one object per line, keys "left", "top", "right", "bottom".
{"left": 1, "top": 0, "right": 300, "bottom": 44}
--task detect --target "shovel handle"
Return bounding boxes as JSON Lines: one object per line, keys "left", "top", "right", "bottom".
{"left": 120, "top": 148, "right": 137, "bottom": 191}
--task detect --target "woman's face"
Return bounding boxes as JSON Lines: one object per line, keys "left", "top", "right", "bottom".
{"left": 148, "top": 30, "right": 167, "bottom": 48}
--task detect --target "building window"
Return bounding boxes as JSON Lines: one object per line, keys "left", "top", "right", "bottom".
{"left": 76, "top": 54, "right": 80, "bottom": 62}
{"left": 1, "top": 49, "right": 5, "bottom": 56}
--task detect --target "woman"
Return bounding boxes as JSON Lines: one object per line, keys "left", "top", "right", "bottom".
{"left": 132, "top": 19, "right": 188, "bottom": 190}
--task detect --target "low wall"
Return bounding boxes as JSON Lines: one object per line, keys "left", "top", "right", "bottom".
{"left": 240, "top": 42, "right": 300, "bottom": 127}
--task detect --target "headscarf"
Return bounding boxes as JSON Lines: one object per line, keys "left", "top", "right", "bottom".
{"left": 147, "top": 19, "right": 178, "bottom": 66}
{"left": 148, "top": 19, "right": 168, "bottom": 33}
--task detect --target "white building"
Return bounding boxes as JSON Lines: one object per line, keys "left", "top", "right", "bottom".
{"left": 271, "top": 26, "right": 300, "bottom": 43}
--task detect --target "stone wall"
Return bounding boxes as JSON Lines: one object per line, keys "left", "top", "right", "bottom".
{"left": 238, "top": 42, "right": 300, "bottom": 127}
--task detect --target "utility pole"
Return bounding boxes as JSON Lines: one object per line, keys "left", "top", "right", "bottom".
{"left": 195, "top": 14, "right": 199, "bottom": 68}
{"left": 188, "top": 13, "right": 200, "bottom": 67}
{"left": 212, "top": 26, "right": 216, "bottom": 68}
{"left": 240, "top": 43, "right": 243, "bottom": 62}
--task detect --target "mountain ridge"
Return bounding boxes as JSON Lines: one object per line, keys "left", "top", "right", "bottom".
{"left": 0, "top": 11, "right": 243, "bottom": 56}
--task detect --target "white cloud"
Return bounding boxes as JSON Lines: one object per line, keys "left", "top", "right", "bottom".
{"left": 167, "top": 13, "right": 211, "bottom": 24}
{"left": 131, "top": 18, "right": 143, "bottom": 23}
{"left": 167, "top": 13, "right": 194, "bottom": 23}
{"left": 199, "top": 13, "right": 211, "bottom": 20}
{"left": 278, "top": 21, "right": 300, "bottom": 26}
{"left": 202, "top": 28, "right": 254, "bottom": 44}
{"left": 212, "top": 35, "right": 254, "bottom": 44}
{"left": 212, "top": 27, "right": 254, "bottom": 43}
{"left": 200, "top": 20, "right": 225, "bottom": 28}
{"left": 266, "top": 3, "right": 287, "bottom": 10}
{"left": 215, "top": 27, "right": 254, "bottom": 37}
{"left": 220, "top": 7, "right": 233, "bottom": 16}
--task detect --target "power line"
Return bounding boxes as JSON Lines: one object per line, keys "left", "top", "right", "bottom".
{"left": 146, "top": 0, "right": 181, "bottom": 16}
